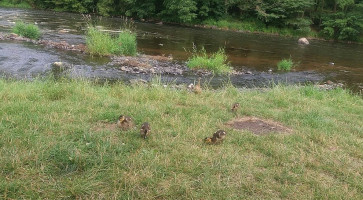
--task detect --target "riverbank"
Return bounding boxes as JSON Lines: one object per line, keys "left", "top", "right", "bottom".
{"left": 1, "top": 79, "right": 362, "bottom": 199}
{"left": 1, "top": 4, "right": 362, "bottom": 43}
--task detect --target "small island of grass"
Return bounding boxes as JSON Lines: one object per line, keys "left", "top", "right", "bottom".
{"left": 187, "top": 47, "right": 232, "bottom": 74}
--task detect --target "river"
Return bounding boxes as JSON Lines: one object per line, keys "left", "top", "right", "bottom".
{"left": 0, "top": 8, "right": 362, "bottom": 91}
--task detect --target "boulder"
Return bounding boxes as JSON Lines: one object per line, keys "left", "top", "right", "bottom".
{"left": 298, "top": 37, "right": 309, "bottom": 45}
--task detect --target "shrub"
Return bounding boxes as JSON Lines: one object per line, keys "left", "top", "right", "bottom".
{"left": 86, "top": 26, "right": 137, "bottom": 56}
{"left": 12, "top": 21, "right": 41, "bottom": 39}
{"left": 277, "top": 58, "right": 294, "bottom": 71}
{"left": 187, "top": 47, "right": 231, "bottom": 74}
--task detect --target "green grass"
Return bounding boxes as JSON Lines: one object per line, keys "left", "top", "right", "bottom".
{"left": 113, "top": 31, "right": 137, "bottom": 56}
{"left": 277, "top": 58, "right": 295, "bottom": 71}
{"left": 86, "top": 26, "right": 137, "bottom": 56}
{"left": 187, "top": 47, "right": 231, "bottom": 74}
{"left": 12, "top": 21, "right": 41, "bottom": 40}
{"left": 0, "top": 78, "right": 362, "bottom": 199}
{"left": 202, "top": 18, "right": 318, "bottom": 38}
{"left": 0, "top": 0, "right": 31, "bottom": 8}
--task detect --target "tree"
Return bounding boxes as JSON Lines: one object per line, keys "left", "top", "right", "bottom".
{"left": 160, "top": 0, "right": 197, "bottom": 23}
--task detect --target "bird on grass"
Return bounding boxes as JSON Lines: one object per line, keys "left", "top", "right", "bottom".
{"left": 140, "top": 122, "right": 151, "bottom": 139}
{"left": 204, "top": 130, "right": 227, "bottom": 144}
{"left": 213, "top": 130, "right": 227, "bottom": 142}
{"left": 231, "top": 102, "right": 240, "bottom": 112}
{"left": 193, "top": 77, "right": 202, "bottom": 94}
{"left": 117, "top": 115, "right": 134, "bottom": 130}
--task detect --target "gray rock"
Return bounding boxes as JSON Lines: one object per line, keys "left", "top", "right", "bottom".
{"left": 298, "top": 37, "right": 309, "bottom": 45}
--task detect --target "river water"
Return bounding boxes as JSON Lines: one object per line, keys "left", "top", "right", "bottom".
{"left": 0, "top": 8, "right": 362, "bottom": 91}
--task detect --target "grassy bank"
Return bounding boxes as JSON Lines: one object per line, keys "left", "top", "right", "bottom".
{"left": 0, "top": 0, "right": 31, "bottom": 9}
{"left": 200, "top": 18, "right": 318, "bottom": 38}
{"left": 0, "top": 79, "right": 362, "bottom": 199}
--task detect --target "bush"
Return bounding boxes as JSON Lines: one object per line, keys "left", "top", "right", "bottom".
{"left": 187, "top": 47, "right": 231, "bottom": 74}
{"left": 12, "top": 21, "right": 41, "bottom": 39}
{"left": 86, "top": 26, "right": 137, "bottom": 56}
{"left": 277, "top": 58, "right": 294, "bottom": 71}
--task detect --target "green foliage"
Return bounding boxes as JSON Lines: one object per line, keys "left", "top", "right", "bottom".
{"left": 86, "top": 26, "right": 137, "bottom": 56}
{"left": 9, "top": 0, "right": 363, "bottom": 41}
{"left": 160, "top": 0, "right": 197, "bottom": 23}
{"left": 187, "top": 47, "right": 231, "bottom": 74}
{"left": 12, "top": 21, "right": 41, "bottom": 39}
{"left": 321, "top": 13, "right": 362, "bottom": 41}
{"left": 0, "top": 0, "right": 31, "bottom": 8}
{"left": 277, "top": 58, "right": 294, "bottom": 71}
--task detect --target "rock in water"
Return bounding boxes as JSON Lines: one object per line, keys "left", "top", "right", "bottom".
{"left": 298, "top": 38, "right": 309, "bottom": 45}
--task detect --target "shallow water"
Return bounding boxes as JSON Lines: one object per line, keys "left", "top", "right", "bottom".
{"left": 0, "top": 8, "right": 362, "bottom": 91}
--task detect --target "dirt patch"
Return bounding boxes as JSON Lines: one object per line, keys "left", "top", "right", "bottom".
{"left": 91, "top": 122, "right": 118, "bottom": 132}
{"left": 226, "top": 117, "right": 292, "bottom": 135}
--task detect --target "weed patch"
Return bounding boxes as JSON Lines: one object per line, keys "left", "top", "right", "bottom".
{"left": 86, "top": 26, "right": 137, "bottom": 56}
{"left": 187, "top": 47, "right": 231, "bottom": 74}
{"left": 12, "top": 21, "right": 41, "bottom": 39}
{"left": 277, "top": 58, "right": 294, "bottom": 71}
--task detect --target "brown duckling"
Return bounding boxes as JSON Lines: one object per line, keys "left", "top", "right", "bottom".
{"left": 140, "top": 122, "right": 151, "bottom": 139}
{"left": 213, "top": 130, "right": 227, "bottom": 143}
{"left": 204, "top": 130, "right": 227, "bottom": 144}
{"left": 231, "top": 102, "right": 240, "bottom": 112}
{"left": 117, "top": 115, "right": 134, "bottom": 130}
{"left": 193, "top": 77, "right": 202, "bottom": 94}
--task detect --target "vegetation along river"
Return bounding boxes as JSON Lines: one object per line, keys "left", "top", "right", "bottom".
{"left": 0, "top": 8, "right": 362, "bottom": 92}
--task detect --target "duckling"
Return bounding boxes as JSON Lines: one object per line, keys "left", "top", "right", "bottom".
{"left": 213, "top": 130, "right": 227, "bottom": 143}
{"left": 140, "top": 122, "right": 151, "bottom": 139}
{"left": 203, "top": 136, "right": 217, "bottom": 144}
{"left": 193, "top": 77, "right": 202, "bottom": 94}
{"left": 231, "top": 102, "right": 240, "bottom": 112}
{"left": 117, "top": 115, "right": 134, "bottom": 130}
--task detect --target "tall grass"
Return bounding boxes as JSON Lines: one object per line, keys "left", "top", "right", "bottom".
{"left": 12, "top": 21, "right": 41, "bottom": 39}
{"left": 277, "top": 58, "right": 294, "bottom": 71}
{"left": 187, "top": 47, "right": 231, "bottom": 74}
{"left": 86, "top": 26, "right": 137, "bottom": 56}
{"left": 113, "top": 31, "right": 137, "bottom": 56}
{"left": 0, "top": 79, "right": 362, "bottom": 199}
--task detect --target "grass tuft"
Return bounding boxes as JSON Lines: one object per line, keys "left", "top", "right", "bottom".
{"left": 277, "top": 58, "right": 294, "bottom": 71}
{"left": 86, "top": 26, "right": 137, "bottom": 56}
{"left": 12, "top": 21, "right": 41, "bottom": 39}
{"left": 187, "top": 46, "right": 231, "bottom": 74}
